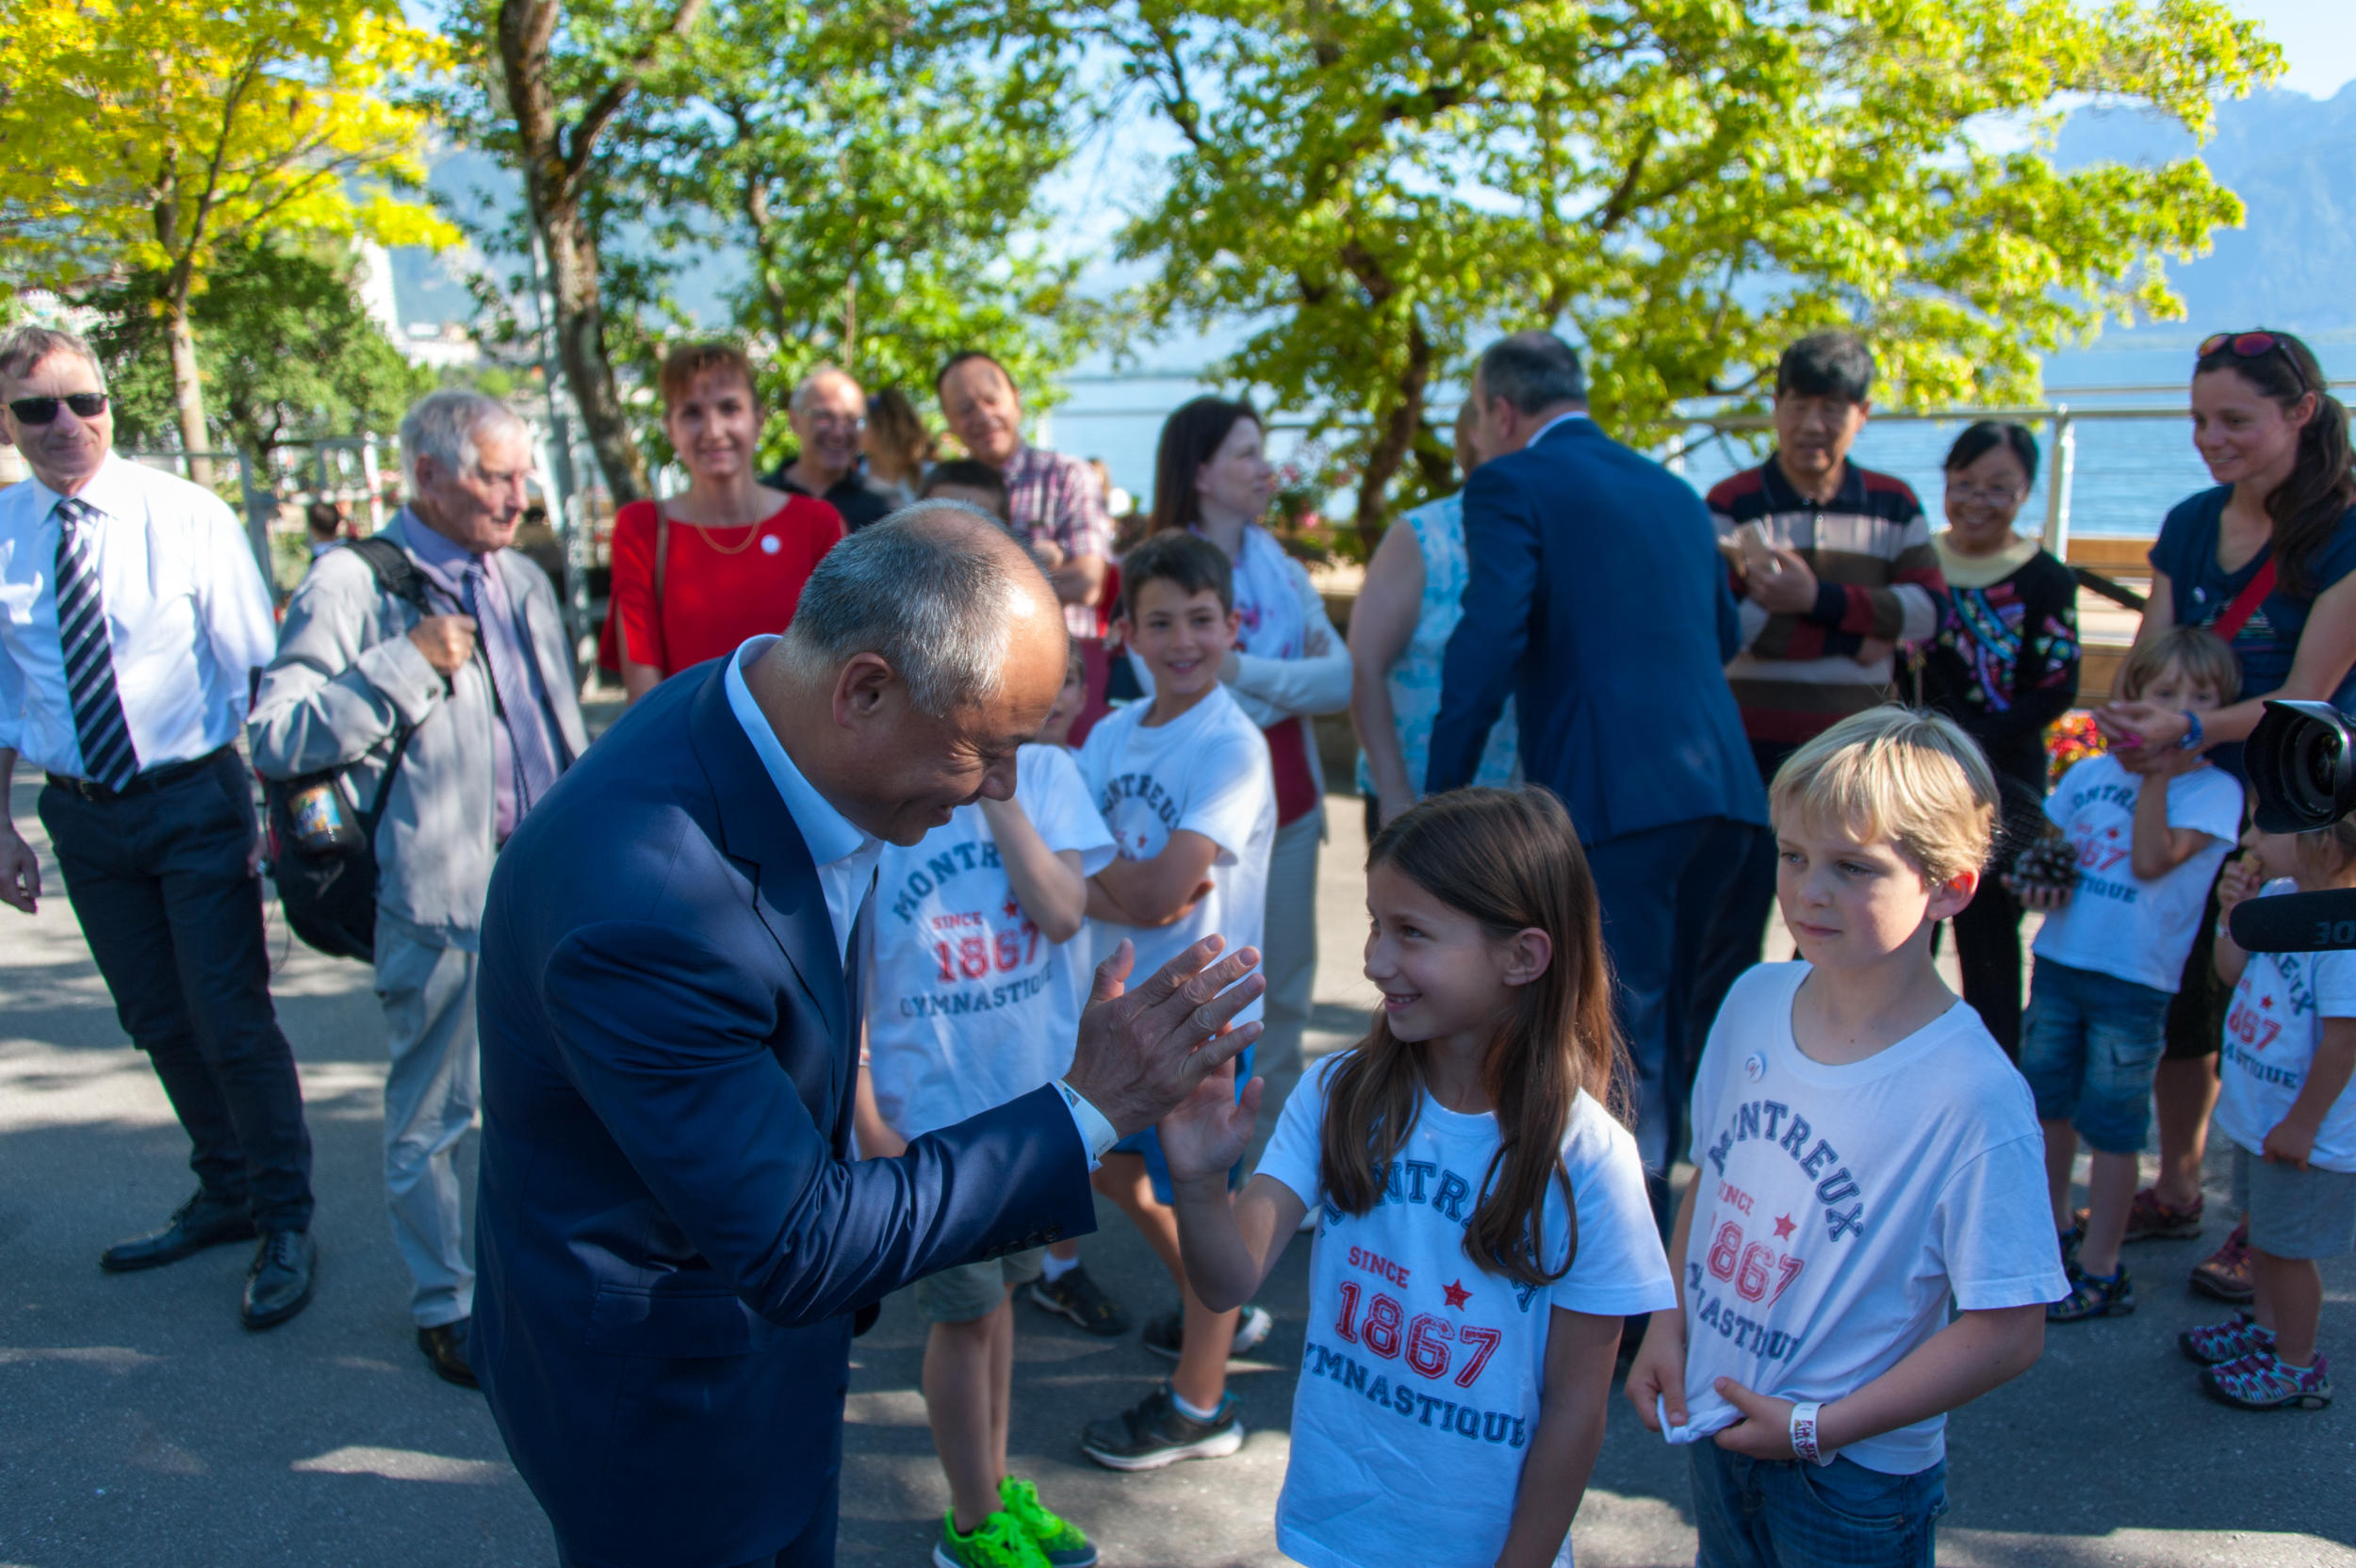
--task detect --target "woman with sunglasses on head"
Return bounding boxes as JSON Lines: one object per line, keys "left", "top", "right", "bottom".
{"left": 2093, "top": 330, "right": 2356, "bottom": 1298}
{"left": 861, "top": 386, "right": 934, "bottom": 508}
{"left": 602, "top": 343, "right": 844, "bottom": 705}
{"left": 1913, "top": 421, "right": 2080, "bottom": 1058}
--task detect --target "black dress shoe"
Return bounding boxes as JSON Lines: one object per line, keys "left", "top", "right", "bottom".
{"left": 240, "top": 1230, "right": 317, "bottom": 1331}
{"left": 417, "top": 1317, "right": 479, "bottom": 1388}
{"left": 100, "top": 1192, "right": 256, "bottom": 1273}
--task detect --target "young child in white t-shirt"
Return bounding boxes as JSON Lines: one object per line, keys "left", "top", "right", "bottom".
{"left": 1027, "top": 646, "right": 1136, "bottom": 1341}
{"left": 1072, "top": 531, "right": 1279, "bottom": 1473}
{"left": 852, "top": 710, "right": 1116, "bottom": 1568}
{"left": 1159, "top": 787, "right": 1673, "bottom": 1568}
{"left": 2181, "top": 811, "right": 2356, "bottom": 1411}
{"left": 2014, "top": 627, "right": 2244, "bottom": 1320}
{"left": 1627, "top": 706, "right": 2064, "bottom": 1568}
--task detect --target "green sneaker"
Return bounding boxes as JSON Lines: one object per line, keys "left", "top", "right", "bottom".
{"left": 933, "top": 1508, "right": 1050, "bottom": 1568}
{"left": 1000, "top": 1476, "right": 1099, "bottom": 1568}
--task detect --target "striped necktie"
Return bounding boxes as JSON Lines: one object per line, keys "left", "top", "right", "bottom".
{"left": 53, "top": 496, "right": 139, "bottom": 790}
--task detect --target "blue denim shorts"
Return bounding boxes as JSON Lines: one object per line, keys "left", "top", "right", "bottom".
{"left": 1691, "top": 1444, "right": 1946, "bottom": 1568}
{"left": 2019, "top": 959, "right": 2172, "bottom": 1154}
{"left": 1109, "top": 1044, "right": 1252, "bottom": 1204}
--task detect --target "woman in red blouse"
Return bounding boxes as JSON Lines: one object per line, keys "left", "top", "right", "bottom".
{"left": 607, "top": 342, "right": 844, "bottom": 703}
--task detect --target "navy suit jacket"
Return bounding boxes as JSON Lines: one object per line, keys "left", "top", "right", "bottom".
{"left": 473, "top": 662, "right": 1095, "bottom": 1567}
{"left": 1425, "top": 416, "right": 1767, "bottom": 840}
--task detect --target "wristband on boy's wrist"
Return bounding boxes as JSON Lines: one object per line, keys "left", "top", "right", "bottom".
{"left": 1789, "top": 1400, "right": 1830, "bottom": 1466}
{"left": 2175, "top": 710, "right": 2204, "bottom": 751}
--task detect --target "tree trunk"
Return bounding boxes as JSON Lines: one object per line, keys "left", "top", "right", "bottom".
{"left": 163, "top": 291, "right": 215, "bottom": 488}
{"left": 496, "top": 0, "right": 649, "bottom": 507}
{"left": 540, "top": 200, "right": 646, "bottom": 504}
{"left": 1351, "top": 317, "right": 1432, "bottom": 543}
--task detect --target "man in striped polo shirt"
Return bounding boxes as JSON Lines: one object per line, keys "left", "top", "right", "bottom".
{"left": 1691, "top": 331, "right": 1948, "bottom": 1046}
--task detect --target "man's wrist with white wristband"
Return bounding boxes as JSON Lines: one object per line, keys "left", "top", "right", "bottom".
{"left": 1788, "top": 1400, "right": 1833, "bottom": 1466}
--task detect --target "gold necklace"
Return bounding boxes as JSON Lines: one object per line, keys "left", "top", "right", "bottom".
{"left": 665, "top": 503, "right": 764, "bottom": 556}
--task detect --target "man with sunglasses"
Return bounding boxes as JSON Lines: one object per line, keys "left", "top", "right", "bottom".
{"left": 0, "top": 325, "right": 319, "bottom": 1330}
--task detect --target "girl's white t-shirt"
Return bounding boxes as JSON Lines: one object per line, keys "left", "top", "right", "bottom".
{"left": 2031, "top": 753, "right": 2245, "bottom": 993}
{"left": 1255, "top": 1056, "right": 1675, "bottom": 1568}
{"left": 1075, "top": 684, "right": 1276, "bottom": 1025}
{"left": 862, "top": 745, "right": 1116, "bottom": 1139}
{"left": 1680, "top": 963, "right": 2066, "bottom": 1475}
{"left": 2214, "top": 877, "right": 2356, "bottom": 1173}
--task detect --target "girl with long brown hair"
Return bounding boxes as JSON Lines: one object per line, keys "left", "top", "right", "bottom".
{"left": 1159, "top": 788, "right": 1672, "bottom": 1568}
{"left": 2089, "top": 329, "right": 2356, "bottom": 1300}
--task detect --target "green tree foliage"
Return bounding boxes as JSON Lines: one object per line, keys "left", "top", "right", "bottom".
{"left": 0, "top": 0, "right": 452, "bottom": 470}
{"left": 1094, "top": 0, "right": 2282, "bottom": 534}
{"left": 626, "top": 0, "right": 1103, "bottom": 454}
{"left": 91, "top": 245, "right": 434, "bottom": 465}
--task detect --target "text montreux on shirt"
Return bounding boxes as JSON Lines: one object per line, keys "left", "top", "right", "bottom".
{"left": 1297, "top": 1158, "right": 1546, "bottom": 1453}
{"left": 1684, "top": 1098, "right": 1873, "bottom": 1366}
{"left": 884, "top": 839, "right": 1054, "bottom": 1019}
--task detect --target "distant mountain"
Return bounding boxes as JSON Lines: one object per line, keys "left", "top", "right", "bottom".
{"left": 2056, "top": 84, "right": 2356, "bottom": 336}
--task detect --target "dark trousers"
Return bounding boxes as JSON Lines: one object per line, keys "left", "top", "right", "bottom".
{"left": 559, "top": 1474, "right": 839, "bottom": 1568}
{"left": 1682, "top": 742, "right": 1794, "bottom": 1163}
{"left": 1584, "top": 814, "right": 1771, "bottom": 1226}
{"left": 38, "top": 750, "right": 314, "bottom": 1232}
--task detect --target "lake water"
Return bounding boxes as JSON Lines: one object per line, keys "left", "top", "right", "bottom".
{"left": 1038, "top": 344, "right": 2311, "bottom": 542}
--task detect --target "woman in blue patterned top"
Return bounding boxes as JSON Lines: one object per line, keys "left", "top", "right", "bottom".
{"left": 1915, "top": 420, "right": 2080, "bottom": 1057}
{"left": 1349, "top": 404, "right": 1520, "bottom": 839}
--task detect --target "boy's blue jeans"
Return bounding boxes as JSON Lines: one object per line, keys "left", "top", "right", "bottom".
{"left": 1690, "top": 1445, "right": 1946, "bottom": 1568}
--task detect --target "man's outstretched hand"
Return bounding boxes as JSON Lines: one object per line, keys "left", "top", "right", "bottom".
{"left": 1063, "top": 936, "right": 1264, "bottom": 1137}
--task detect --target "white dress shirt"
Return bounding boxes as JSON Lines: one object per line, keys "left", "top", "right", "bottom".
{"left": 722, "top": 636, "right": 1116, "bottom": 1160}
{"left": 0, "top": 455, "right": 278, "bottom": 777}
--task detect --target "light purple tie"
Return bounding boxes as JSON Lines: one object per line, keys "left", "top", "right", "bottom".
{"left": 462, "top": 561, "right": 561, "bottom": 821}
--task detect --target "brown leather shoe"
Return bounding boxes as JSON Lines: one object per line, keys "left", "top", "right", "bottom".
{"left": 417, "top": 1317, "right": 479, "bottom": 1388}
{"left": 100, "top": 1192, "right": 255, "bottom": 1273}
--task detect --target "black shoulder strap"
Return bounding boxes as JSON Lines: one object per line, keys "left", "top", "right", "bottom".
{"left": 344, "top": 535, "right": 431, "bottom": 611}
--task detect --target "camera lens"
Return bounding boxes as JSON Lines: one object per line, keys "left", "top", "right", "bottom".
{"left": 2248, "top": 699, "right": 2356, "bottom": 834}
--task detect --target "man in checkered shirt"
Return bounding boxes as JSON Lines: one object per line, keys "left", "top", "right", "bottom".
{"left": 936, "top": 351, "right": 1113, "bottom": 639}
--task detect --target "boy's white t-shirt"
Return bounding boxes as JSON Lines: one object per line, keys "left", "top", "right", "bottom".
{"left": 1075, "top": 684, "right": 1276, "bottom": 1025}
{"left": 1256, "top": 1055, "right": 1676, "bottom": 1568}
{"left": 2214, "top": 877, "right": 2356, "bottom": 1173}
{"left": 862, "top": 744, "right": 1116, "bottom": 1139}
{"left": 2031, "top": 752, "right": 2244, "bottom": 993}
{"left": 1680, "top": 963, "right": 2066, "bottom": 1475}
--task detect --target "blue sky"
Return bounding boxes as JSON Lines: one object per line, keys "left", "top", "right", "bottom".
{"left": 2235, "top": 0, "right": 2355, "bottom": 95}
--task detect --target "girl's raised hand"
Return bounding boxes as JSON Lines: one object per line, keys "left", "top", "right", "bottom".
{"left": 1156, "top": 1056, "right": 1262, "bottom": 1184}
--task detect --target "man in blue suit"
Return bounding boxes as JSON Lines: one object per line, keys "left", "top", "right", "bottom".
{"left": 1427, "top": 333, "right": 1767, "bottom": 1216}
{"left": 472, "top": 506, "right": 1266, "bottom": 1568}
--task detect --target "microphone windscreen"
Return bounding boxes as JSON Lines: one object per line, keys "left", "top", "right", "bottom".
{"left": 2228, "top": 890, "right": 2356, "bottom": 955}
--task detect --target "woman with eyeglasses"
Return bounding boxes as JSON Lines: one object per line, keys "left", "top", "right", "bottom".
{"left": 1912, "top": 420, "right": 2080, "bottom": 1058}
{"left": 603, "top": 342, "right": 844, "bottom": 705}
{"left": 2091, "top": 329, "right": 2356, "bottom": 1302}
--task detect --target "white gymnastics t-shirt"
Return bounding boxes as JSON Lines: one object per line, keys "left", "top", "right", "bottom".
{"left": 863, "top": 744, "right": 1116, "bottom": 1140}
{"left": 2031, "top": 753, "right": 2244, "bottom": 993}
{"left": 1075, "top": 684, "right": 1276, "bottom": 1025}
{"left": 2214, "top": 877, "right": 2356, "bottom": 1174}
{"left": 1256, "top": 1055, "right": 1676, "bottom": 1568}
{"left": 1680, "top": 962, "right": 2066, "bottom": 1475}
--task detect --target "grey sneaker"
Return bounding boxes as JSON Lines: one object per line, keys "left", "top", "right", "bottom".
{"left": 1079, "top": 1383, "right": 1245, "bottom": 1471}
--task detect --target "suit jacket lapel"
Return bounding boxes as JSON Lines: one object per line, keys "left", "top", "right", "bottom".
{"left": 686, "top": 665, "right": 848, "bottom": 1039}
{"left": 497, "top": 552, "right": 590, "bottom": 765}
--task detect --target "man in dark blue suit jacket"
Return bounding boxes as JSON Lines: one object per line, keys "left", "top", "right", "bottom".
{"left": 1427, "top": 333, "right": 1767, "bottom": 1213}
{"left": 473, "top": 509, "right": 1265, "bottom": 1568}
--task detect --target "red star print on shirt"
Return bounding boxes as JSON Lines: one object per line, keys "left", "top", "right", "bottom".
{"left": 1442, "top": 1280, "right": 1471, "bottom": 1310}
{"left": 2261, "top": 996, "right": 2274, "bottom": 1008}
{"left": 1003, "top": 898, "right": 1023, "bottom": 921}
{"left": 1773, "top": 1214, "right": 1797, "bottom": 1241}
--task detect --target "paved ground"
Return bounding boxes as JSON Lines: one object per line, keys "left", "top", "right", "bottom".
{"left": 3, "top": 773, "right": 2353, "bottom": 1567}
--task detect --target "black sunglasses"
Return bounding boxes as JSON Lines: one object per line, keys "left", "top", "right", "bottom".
{"left": 8, "top": 393, "right": 108, "bottom": 425}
